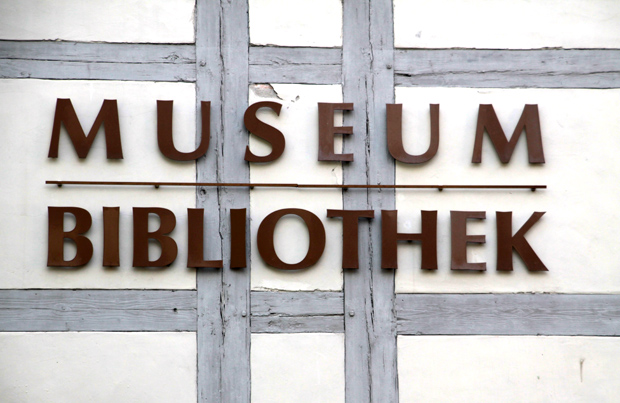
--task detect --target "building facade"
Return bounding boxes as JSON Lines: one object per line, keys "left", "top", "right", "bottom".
{"left": 1, "top": 0, "right": 620, "bottom": 401}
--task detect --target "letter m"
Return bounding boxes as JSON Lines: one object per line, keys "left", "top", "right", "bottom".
{"left": 472, "top": 104, "right": 544, "bottom": 164}
{"left": 48, "top": 98, "right": 123, "bottom": 159}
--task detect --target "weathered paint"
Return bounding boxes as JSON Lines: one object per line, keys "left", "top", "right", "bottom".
{"left": 195, "top": 0, "right": 251, "bottom": 402}
{"left": 0, "top": 290, "right": 197, "bottom": 332}
{"left": 396, "top": 294, "right": 620, "bottom": 336}
{"left": 251, "top": 291, "right": 344, "bottom": 333}
{"left": 250, "top": 47, "right": 342, "bottom": 85}
{"left": 342, "top": 0, "right": 398, "bottom": 401}
{"left": 394, "top": 49, "right": 620, "bottom": 89}
{"left": 249, "top": 84, "right": 343, "bottom": 291}
{"left": 1, "top": 1, "right": 620, "bottom": 402}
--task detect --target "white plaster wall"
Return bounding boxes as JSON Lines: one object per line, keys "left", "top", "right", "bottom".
{"left": 0, "top": 332, "right": 197, "bottom": 403}
{"left": 250, "top": 84, "right": 343, "bottom": 291}
{"left": 251, "top": 333, "right": 345, "bottom": 403}
{"left": 394, "top": 0, "right": 620, "bottom": 49}
{"left": 249, "top": 0, "right": 342, "bottom": 47}
{"left": 0, "top": 0, "right": 195, "bottom": 43}
{"left": 398, "top": 336, "right": 620, "bottom": 402}
{"left": 0, "top": 79, "right": 197, "bottom": 289}
{"left": 394, "top": 88, "right": 620, "bottom": 293}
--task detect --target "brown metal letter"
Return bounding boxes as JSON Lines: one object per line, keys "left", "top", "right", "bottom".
{"left": 244, "top": 102, "right": 285, "bottom": 163}
{"left": 326, "top": 209, "right": 374, "bottom": 269}
{"left": 318, "top": 103, "right": 354, "bottom": 161}
{"left": 48, "top": 99, "right": 123, "bottom": 159}
{"left": 230, "top": 208, "right": 247, "bottom": 268}
{"left": 157, "top": 100, "right": 211, "bottom": 161}
{"left": 450, "top": 211, "right": 486, "bottom": 271}
{"left": 133, "top": 208, "right": 178, "bottom": 267}
{"left": 381, "top": 210, "right": 437, "bottom": 270}
{"left": 496, "top": 211, "right": 548, "bottom": 271}
{"left": 472, "top": 104, "right": 544, "bottom": 164}
{"left": 386, "top": 104, "right": 439, "bottom": 164}
{"left": 48, "top": 207, "right": 93, "bottom": 267}
{"left": 187, "top": 208, "right": 223, "bottom": 268}
{"left": 257, "top": 209, "right": 326, "bottom": 270}
{"left": 103, "top": 207, "right": 120, "bottom": 267}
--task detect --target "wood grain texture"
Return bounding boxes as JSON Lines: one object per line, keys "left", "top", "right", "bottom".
{"left": 195, "top": 0, "right": 223, "bottom": 401}
{"left": 251, "top": 292, "right": 343, "bottom": 332}
{"left": 251, "top": 291, "right": 343, "bottom": 316}
{"left": 0, "top": 41, "right": 195, "bottom": 63}
{"left": 251, "top": 316, "right": 344, "bottom": 333}
{"left": 249, "top": 63, "right": 341, "bottom": 84}
{"left": 342, "top": 0, "right": 398, "bottom": 401}
{"left": 0, "top": 59, "right": 195, "bottom": 82}
{"left": 249, "top": 46, "right": 341, "bottom": 84}
{"left": 218, "top": 1, "right": 251, "bottom": 402}
{"left": 195, "top": 0, "right": 224, "bottom": 401}
{"left": 195, "top": 0, "right": 250, "bottom": 402}
{"left": 250, "top": 47, "right": 341, "bottom": 66}
{"left": 0, "top": 290, "right": 196, "bottom": 331}
{"left": 0, "top": 41, "right": 195, "bottom": 82}
{"left": 396, "top": 294, "right": 620, "bottom": 335}
{"left": 395, "top": 49, "right": 620, "bottom": 88}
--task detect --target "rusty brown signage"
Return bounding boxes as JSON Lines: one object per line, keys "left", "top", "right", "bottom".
{"left": 46, "top": 98, "right": 548, "bottom": 273}
{"left": 48, "top": 99, "right": 545, "bottom": 165}
{"left": 48, "top": 207, "right": 547, "bottom": 272}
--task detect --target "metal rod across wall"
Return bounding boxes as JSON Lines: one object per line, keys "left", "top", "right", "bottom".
{"left": 46, "top": 180, "right": 546, "bottom": 190}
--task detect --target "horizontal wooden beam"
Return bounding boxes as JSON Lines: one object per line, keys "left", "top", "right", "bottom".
{"left": 395, "top": 49, "right": 620, "bottom": 88}
{"left": 251, "top": 291, "right": 344, "bottom": 333}
{"left": 0, "top": 41, "right": 196, "bottom": 82}
{"left": 3, "top": 43, "right": 620, "bottom": 88}
{"left": 0, "top": 59, "right": 196, "bottom": 82}
{"left": 3, "top": 290, "right": 619, "bottom": 335}
{"left": 396, "top": 294, "right": 620, "bottom": 336}
{"left": 249, "top": 46, "right": 342, "bottom": 84}
{"left": 0, "top": 41, "right": 196, "bottom": 63}
{"left": 0, "top": 290, "right": 197, "bottom": 331}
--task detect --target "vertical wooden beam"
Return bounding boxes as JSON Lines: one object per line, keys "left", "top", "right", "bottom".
{"left": 195, "top": 1, "right": 223, "bottom": 401}
{"left": 342, "top": 0, "right": 397, "bottom": 402}
{"left": 196, "top": 1, "right": 250, "bottom": 402}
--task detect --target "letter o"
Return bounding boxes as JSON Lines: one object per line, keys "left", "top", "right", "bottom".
{"left": 257, "top": 208, "right": 326, "bottom": 270}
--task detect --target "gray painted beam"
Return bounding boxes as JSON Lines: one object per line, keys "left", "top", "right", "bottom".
{"left": 218, "top": 2, "right": 251, "bottom": 399}
{"left": 395, "top": 49, "right": 620, "bottom": 88}
{"left": 251, "top": 316, "right": 344, "bottom": 333}
{"left": 0, "top": 59, "right": 195, "bottom": 82}
{"left": 250, "top": 47, "right": 341, "bottom": 66}
{"left": 195, "top": 0, "right": 224, "bottom": 400}
{"left": 396, "top": 294, "right": 620, "bottom": 336}
{"left": 0, "top": 40, "right": 196, "bottom": 82}
{"left": 195, "top": 0, "right": 223, "bottom": 401}
{"left": 195, "top": 0, "right": 250, "bottom": 402}
{"left": 251, "top": 292, "right": 344, "bottom": 333}
{"left": 249, "top": 46, "right": 342, "bottom": 84}
{"left": 0, "top": 41, "right": 195, "bottom": 63}
{"left": 342, "top": 0, "right": 398, "bottom": 402}
{"left": 3, "top": 290, "right": 619, "bottom": 336}
{"left": 0, "top": 290, "right": 196, "bottom": 331}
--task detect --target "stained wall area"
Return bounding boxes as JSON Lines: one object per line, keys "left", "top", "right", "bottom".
{"left": 1, "top": 1, "right": 620, "bottom": 402}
